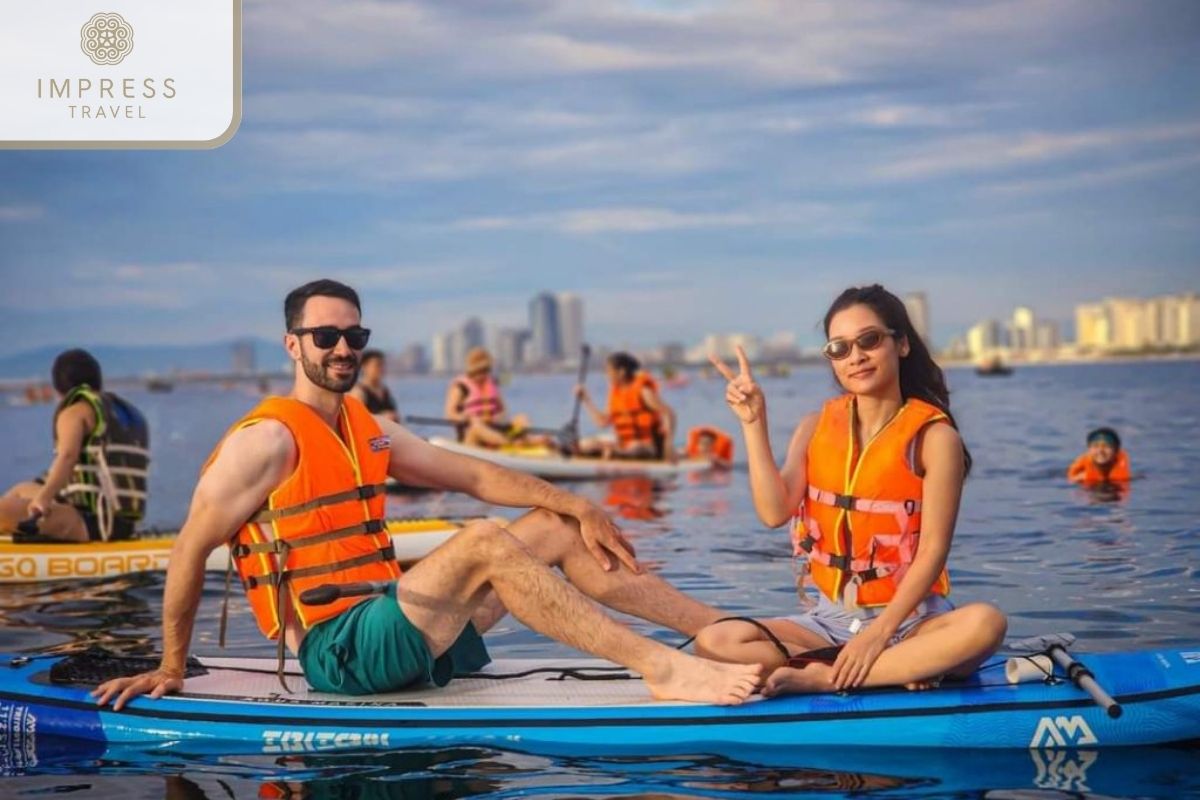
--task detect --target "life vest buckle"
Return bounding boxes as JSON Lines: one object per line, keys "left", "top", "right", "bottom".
{"left": 832, "top": 493, "right": 855, "bottom": 510}
{"left": 904, "top": 499, "right": 917, "bottom": 515}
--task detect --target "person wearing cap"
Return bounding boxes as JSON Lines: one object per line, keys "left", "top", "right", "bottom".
{"left": 1067, "top": 427, "right": 1131, "bottom": 486}
{"left": 444, "top": 347, "right": 532, "bottom": 449}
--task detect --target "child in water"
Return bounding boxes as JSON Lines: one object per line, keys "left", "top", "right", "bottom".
{"left": 1067, "top": 427, "right": 1131, "bottom": 485}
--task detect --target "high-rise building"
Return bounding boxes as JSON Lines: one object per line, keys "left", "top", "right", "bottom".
{"left": 430, "top": 332, "right": 452, "bottom": 374}
{"left": 528, "top": 292, "right": 561, "bottom": 364}
{"left": 1034, "top": 321, "right": 1060, "bottom": 350}
{"left": 966, "top": 319, "right": 1002, "bottom": 358}
{"left": 556, "top": 293, "right": 584, "bottom": 361}
{"left": 1075, "top": 303, "right": 1110, "bottom": 349}
{"left": 395, "top": 343, "right": 428, "bottom": 374}
{"left": 494, "top": 328, "right": 530, "bottom": 371}
{"left": 903, "top": 292, "right": 931, "bottom": 347}
{"left": 461, "top": 317, "right": 485, "bottom": 351}
{"left": 1009, "top": 307, "right": 1036, "bottom": 351}
{"left": 1106, "top": 298, "right": 1150, "bottom": 350}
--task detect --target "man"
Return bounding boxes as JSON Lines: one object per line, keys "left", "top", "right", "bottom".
{"left": 94, "top": 279, "right": 760, "bottom": 709}
{"left": 349, "top": 349, "right": 400, "bottom": 422}
{"left": 0, "top": 349, "right": 150, "bottom": 542}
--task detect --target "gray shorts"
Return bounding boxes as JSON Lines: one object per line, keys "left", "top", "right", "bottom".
{"left": 783, "top": 594, "right": 954, "bottom": 646}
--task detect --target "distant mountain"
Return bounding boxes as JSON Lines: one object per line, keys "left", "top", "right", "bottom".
{"left": 0, "top": 339, "right": 286, "bottom": 381}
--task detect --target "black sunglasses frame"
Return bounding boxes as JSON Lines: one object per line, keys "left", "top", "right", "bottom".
{"left": 822, "top": 328, "right": 897, "bottom": 361}
{"left": 290, "top": 326, "right": 372, "bottom": 350}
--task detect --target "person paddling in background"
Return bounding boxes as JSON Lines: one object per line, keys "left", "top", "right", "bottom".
{"left": 695, "top": 284, "right": 1006, "bottom": 697}
{"left": 575, "top": 353, "right": 677, "bottom": 462}
{"left": 0, "top": 349, "right": 150, "bottom": 542}
{"left": 1067, "top": 427, "right": 1130, "bottom": 486}
{"left": 443, "top": 347, "right": 536, "bottom": 449}
{"left": 350, "top": 349, "right": 399, "bottom": 422}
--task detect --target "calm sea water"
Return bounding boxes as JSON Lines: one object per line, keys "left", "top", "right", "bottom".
{"left": 2, "top": 360, "right": 1199, "bottom": 798}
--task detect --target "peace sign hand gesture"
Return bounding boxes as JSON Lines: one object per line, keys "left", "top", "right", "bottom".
{"left": 708, "top": 346, "right": 765, "bottom": 425}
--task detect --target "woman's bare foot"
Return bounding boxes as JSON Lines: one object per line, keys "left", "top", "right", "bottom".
{"left": 645, "top": 651, "right": 764, "bottom": 705}
{"left": 762, "top": 662, "right": 835, "bottom": 697}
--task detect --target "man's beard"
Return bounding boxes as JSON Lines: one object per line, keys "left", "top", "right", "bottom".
{"left": 301, "top": 349, "right": 360, "bottom": 393}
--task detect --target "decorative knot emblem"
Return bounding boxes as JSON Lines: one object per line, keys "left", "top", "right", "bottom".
{"left": 81, "top": 13, "right": 134, "bottom": 65}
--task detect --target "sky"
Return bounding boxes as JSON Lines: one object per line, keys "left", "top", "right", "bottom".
{"left": 1, "top": 0, "right": 1198, "bottom": 356}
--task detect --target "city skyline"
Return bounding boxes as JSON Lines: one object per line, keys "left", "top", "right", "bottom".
{"left": 1, "top": 2, "right": 1196, "bottom": 358}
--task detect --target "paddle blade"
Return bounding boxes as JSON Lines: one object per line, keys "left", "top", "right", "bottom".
{"left": 1006, "top": 632, "right": 1076, "bottom": 653}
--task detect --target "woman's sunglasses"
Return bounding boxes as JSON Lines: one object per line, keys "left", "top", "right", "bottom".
{"left": 822, "top": 328, "right": 896, "bottom": 361}
{"left": 290, "top": 325, "right": 372, "bottom": 350}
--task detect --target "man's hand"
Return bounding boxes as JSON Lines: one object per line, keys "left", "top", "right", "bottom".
{"left": 92, "top": 668, "right": 184, "bottom": 711}
{"left": 578, "top": 505, "right": 640, "bottom": 573}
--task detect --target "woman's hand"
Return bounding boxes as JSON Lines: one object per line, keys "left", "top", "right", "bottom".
{"left": 708, "top": 346, "right": 765, "bottom": 425}
{"left": 830, "top": 623, "right": 889, "bottom": 690}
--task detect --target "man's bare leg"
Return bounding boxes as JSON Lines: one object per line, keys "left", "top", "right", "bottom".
{"left": 396, "top": 520, "right": 763, "bottom": 705}
{"left": 497, "top": 508, "right": 725, "bottom": 637}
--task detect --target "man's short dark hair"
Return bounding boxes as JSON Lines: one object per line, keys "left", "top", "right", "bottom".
{"left": 284, "top": 279, "right": 362, "bottom": 331}
{"left": 361, "top": 349, "right": 385, "bottom": 366}
{"left": 52, "top": 349, "right": 103, "bottom": 394}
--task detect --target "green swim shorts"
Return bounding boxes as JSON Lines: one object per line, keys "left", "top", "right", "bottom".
{"left": 297, "top": 583, "right": 491, "bottom": 695}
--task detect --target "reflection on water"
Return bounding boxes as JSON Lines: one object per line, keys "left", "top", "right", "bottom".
{"left": 4, "top": 739, "right": 1200, "bottom": 798}
{"left": 2, "top": 362, "right": 1199, "bottom": 796}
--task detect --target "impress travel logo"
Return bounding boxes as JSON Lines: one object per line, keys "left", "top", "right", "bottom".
{"left": 0, "top": 1, "right": 241, "bottom": 149}
{"left": 81, "top": 13, "right": 135, "bottom": 65}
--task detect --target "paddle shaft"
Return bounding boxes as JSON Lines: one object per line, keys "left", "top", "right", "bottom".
{"left": 1047, "top": 644, "right": 1123, "bottom": 718}
{"left": 299, "top": 581, "right": 392, "bottom": 606}
{"left": 567, "top": 344, "right": 592, "bottom": 436}
{"left": 403, "top": 415, "right": 565, "bottom": 438}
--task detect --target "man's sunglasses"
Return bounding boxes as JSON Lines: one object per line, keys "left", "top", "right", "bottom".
{"left": 290, "top": 326, "right": 372, "bottom": 350}
{"left": 822, "top": 328, "right": 896, "bottom": 361}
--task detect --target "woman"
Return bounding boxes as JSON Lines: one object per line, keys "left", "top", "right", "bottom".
{"left": 0, "top": 349, "right": 150, "bottom": 542}
{"left": 575, "top": 352, "right": 677, "bottom": 461}
{"left": 695, "top": 285, "right": 1006, "bottom": 696}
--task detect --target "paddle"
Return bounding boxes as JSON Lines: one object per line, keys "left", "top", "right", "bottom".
{"left": 561, "top": 344, "right": 591, "bottom": 454}
{"left": 403, "top": 415, "right": 568, "bottom": 439}
{"left": 1007, "top": 633, "right": 1123, "bottom": 718}
{"left": 300, "top": 581, "right": 391, "bottom": 606}
{"left": 406, "top": 345, "right": 592, "bottom": 452}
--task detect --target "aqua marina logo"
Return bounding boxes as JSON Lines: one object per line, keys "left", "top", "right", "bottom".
{"left": 81, "top": 13, "right": 134, "bottom": 66}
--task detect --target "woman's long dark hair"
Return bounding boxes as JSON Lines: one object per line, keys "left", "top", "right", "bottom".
{"left": 823, "top": 284, "right": 972, "bottom": 476}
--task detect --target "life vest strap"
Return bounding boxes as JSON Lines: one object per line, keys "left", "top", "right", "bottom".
{"left": 251, "top": 483, "right": 388, "bottom": 523}
{"left": 242, "top": 544, "right": 397, "bottom": 590}
{"left": 808, "top": 486, "right": 920, "bottom": 516}
{"left": 232, "top": 518, "right": 387, "bottom": 557}
{"left": 87, "top": 443, "right": 151, "bottom": 459}
{"left": 796, "top": 532, "right": 900, "bottom": 582}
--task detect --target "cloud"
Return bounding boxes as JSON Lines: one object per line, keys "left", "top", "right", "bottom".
{"left": 979, "top": 150, "right": 1200, "bottom": 196}
{"left": 873, "top": 121, "right": 1200, "bottom": 180}
{"left": 449, "top": 203, "right": 867, "bottom": 234}
{"left": 0, "top": 204, "right": 45, "bottom": 222}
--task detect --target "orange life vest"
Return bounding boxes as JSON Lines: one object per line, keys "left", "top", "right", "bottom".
{"left": 608, "top": 372, "right": 662, "bottom": 447}
{"left": 455, "top": 375, "right": 503, "bottom": 421}
{"left": 1067, "top": 450, "right": 1130, "bottom": 484}
{"left": 793, "top": 395, "right": 951, "bottom": 608}
{"left": 205, "top": 395, "right": 400, "bottom": 645}
{"left": 686, "top": 426, "right": 734, "bottom": 463}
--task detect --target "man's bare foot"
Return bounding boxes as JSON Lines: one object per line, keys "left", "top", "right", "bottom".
{"left": 762, "top": 662, "right": 835, "bottom": 697}
{"left": 645, "top": 651, "right": 763, "bottom": 706}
